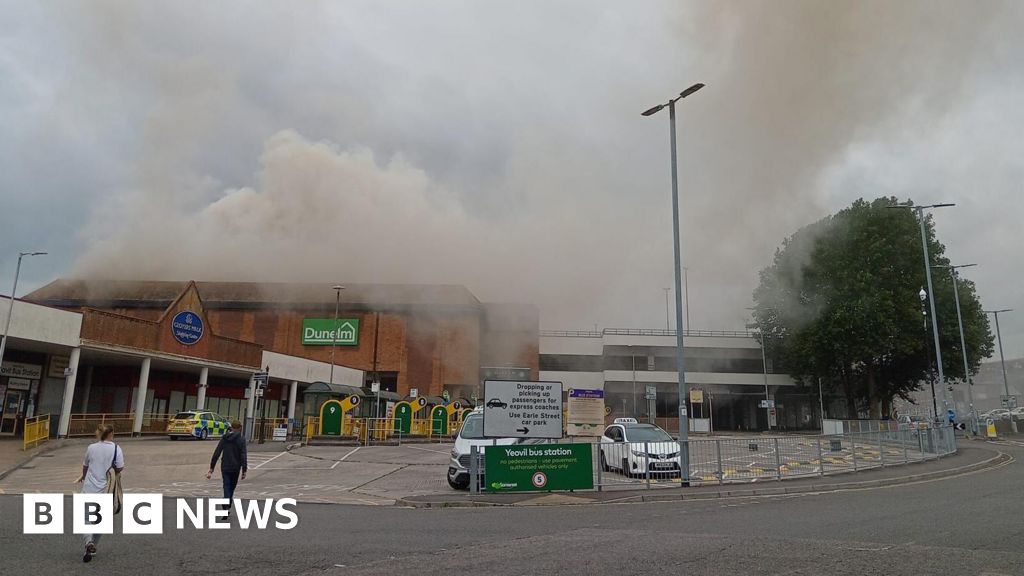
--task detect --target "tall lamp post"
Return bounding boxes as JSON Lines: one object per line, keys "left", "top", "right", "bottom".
{"left": 920, "top": 288, "right": 939, "bottom": 420}
{"left": 890, "top": 202, "right": 954, "bottom": 415}
{"left": 329, "top": 285, "right": 345, "bottom": 385}
{"left": 986, "top": 309, "right": 1015, "bottom": 434}
{"left": 937, "top": 264, "right": 978, "bottom": 434}
{"left": 0, "top": 251, "right": 47, "bottom": 371}
{"left": 746, "top": 308, "right": 772, "bottom": 430}
{"left": 662, "top": 287, "right": 671, "bottom": 331}
{"left": 642, "top": 81, "right": 704, "bottom": 483}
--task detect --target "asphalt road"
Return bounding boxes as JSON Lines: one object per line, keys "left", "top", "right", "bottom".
{"left": 2, "top": 440, "right": 1021, "bottom": 576}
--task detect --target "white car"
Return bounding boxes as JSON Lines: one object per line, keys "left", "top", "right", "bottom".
{"left": 447, "top": 408, "right": 519, "bottom": 490}
{"left": 599, "top": 418, "right": 681, "bottom": 477}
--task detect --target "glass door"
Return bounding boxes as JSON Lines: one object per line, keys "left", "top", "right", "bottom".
{"left": 0, "top": 390, "right": 25, "bottom": 435}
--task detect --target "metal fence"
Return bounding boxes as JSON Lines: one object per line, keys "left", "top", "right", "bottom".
{"left": 66, "top": 413, "right": 170, "bottom": 436}
{"left": 469, "top": 425, "right": 956, "bottom": 493}
{"left": 301, "top": 416, "right": 458, "bottom": 445}
{"left": 592, "top": 425, "right": 956, "bottom": 490}
{"left": 23, "top": 414, "right": 50, "bottom": 450}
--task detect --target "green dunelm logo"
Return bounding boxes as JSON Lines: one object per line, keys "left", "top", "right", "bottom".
{"left": 302, "top": 318, "right": 360, "bottom": 346}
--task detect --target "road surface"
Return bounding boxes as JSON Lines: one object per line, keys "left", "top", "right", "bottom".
{"left": 2, "top": 440, "right": 1020, "bottom": 575}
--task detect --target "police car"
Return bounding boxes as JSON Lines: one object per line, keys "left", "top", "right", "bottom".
{"left": 166, "top": 411, "right": 232, "bottom": 440}
{"left": 599, "top": 418, "right": 681, "bottom": 477}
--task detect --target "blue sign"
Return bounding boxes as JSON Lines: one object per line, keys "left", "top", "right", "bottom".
{"left": 171, "top": 311, "right": 204, "bottom": 346}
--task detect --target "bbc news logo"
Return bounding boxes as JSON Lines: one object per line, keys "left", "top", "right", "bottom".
{"left": 23, "top": 495, "right": 298, "bottom": 534}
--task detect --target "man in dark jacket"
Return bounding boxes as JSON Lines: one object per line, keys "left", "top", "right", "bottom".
{"left": 206, "top": 420, "right": 248, "bottom": 513}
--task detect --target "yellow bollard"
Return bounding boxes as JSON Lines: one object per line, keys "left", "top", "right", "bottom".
{"left": 986, "top": 420, "right": 998, "bottom": 439}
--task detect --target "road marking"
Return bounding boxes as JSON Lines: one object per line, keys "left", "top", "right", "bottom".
{"left": 252, "top": 452, "right": 286, "bottom": 469}
{"left": 404, "top": 445, "right": 450, "bottom": 454}
{"left": 338, "top": 447, "right": 361, "bottom": 461}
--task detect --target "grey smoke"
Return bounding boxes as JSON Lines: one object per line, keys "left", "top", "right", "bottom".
{"left": 1, "top": 1, "right": 1022, "bottom": 357}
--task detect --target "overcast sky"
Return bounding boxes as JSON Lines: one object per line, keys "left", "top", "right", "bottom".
{"left": 2, "top": 1, "right": 1022, "bottom": 358}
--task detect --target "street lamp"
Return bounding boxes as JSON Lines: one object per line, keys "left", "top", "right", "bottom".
{"left": 0, "top": 251, "right": 47, "bottom": 372}
{"left": 642, "top": 82, "right": 704, "bottom": 483}
{"left": 662, "top": 287, "right": 671, "bottom": 331}
{"left": 746, "top": 308, "right": 772, "bottom": 430}
{"left": 919, "top": 287, "right": 938, "bottom": 420}
{"left": 937, "top": 264, "right": 978, "bottom": 434}
{"left": 329, "top": 285, "right": 345, "bottom": 385}
{"left": 889, "top": 202, "right": 954, "bottom": 414}
{"left": 985, "top": 308, "right": 1015, "bottom": 433}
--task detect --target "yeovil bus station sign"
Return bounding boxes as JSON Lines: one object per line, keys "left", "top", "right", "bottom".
{"left": 485, "top": 443, "right": 593, "bottom": 492}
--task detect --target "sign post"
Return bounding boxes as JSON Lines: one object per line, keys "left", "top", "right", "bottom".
{"left": 484, "top": 443, "right": 593, "bottom": 492}
{"left": 566, "top": 388, "right": 604, "bottom": 437}
{"left": 482, "top": 380, "right": 563, "bottom": 439}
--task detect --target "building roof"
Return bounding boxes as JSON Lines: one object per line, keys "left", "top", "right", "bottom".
{"left": 25, "top": 279, "right": 482, "bottom": 312}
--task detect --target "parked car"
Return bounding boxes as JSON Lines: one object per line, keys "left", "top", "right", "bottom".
{"left": 447, "top": 408, "right": 518, "bottom": 490}
{"left": 599, "top": 418, "right": 680, "bottom": 477}
{"left": 166, "top": 411, "right": 232, "bottom": 440}
{"left": 1009, "top": 407, "right": 1024, "bottom": 420}
{"left": 979, "top": 409, "right": 1011, "bottom": 422}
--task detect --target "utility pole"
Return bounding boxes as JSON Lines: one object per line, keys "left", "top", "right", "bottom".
{"left": 986, "top": 309, "right": 1016, "bottom": 434}
{"left": 642, "top": 81, "right": 704, "bottom": 484}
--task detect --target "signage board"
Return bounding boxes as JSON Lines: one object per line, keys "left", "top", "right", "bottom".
{"left": 484, "top": 442, "right": 593, "bottom": 492}
{"left": 480, "top": 366, "right": 532, "bottom": 381}
{"left": 410, "top": 388, "right": 418, "bottom": 398}
{"left": 689, "top": 389, "right": 704, "bottom": 404}
{"left": 171, "top": 311, "right": 205, "bottom": 346}
{"left": 1001, "top": 395, "right": 1018, "bottom": 409}
{"left": 482, "top": 380, "right": 563, "bottom": 439}
{"left": 566, "top": 388, "right": 604, "bottom": 437}
{"left": 7, "top": 378, "right": 31, "bottom": 391}
{"left": 301, "top": 318, "right": 360, "bottom": 346}
{"left": 759, "top": 399, "right": 776, "bottom": 409}
{"left": 47, "top": 355, "right": 70, "bottom": 379}
{"left": 0, "top": 361, "right": 42, "bottom": 380}
{"left": 370, "top": 381, "right": 380, "bottom": 393}
{"left": 272, "top": 425, "right": 287, "bottom": 441}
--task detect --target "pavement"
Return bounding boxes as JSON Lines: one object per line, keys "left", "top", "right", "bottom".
{"left": 0, "top": 439, "right": 1021, "bottom": 575}
{"left": 0, "top": 436, "right": 455, "bottom": 505}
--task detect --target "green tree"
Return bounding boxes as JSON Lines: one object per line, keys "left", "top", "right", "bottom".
{"left": 752, "top": 197, "right": 994, "bottom": 419}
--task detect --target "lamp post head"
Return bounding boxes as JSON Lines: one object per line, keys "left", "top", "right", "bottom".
{"left": 332, "top": 285, "right": 345, "bottom": 292}
{"left": 679, "top": 83, "right": 705, "bottom": 98}
{"left": 19, "top": 251, "right": 47, "bottom": 257}
{"left": 641, "top": 104, "right": 665, "bottom": 117}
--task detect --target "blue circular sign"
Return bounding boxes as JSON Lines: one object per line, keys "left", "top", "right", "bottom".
{"left": 171, "top": 311, "right": 204, "bottom": 346}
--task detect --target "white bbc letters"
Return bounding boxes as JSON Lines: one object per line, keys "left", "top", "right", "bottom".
{"left": 122, "top": 494, "right": 163, "bottom": 534}
{"left": 73, "top": 493, "right": 114, "bottom": 535}
{"left": 208, "top": 498, "right": 230, "bottom": 529}
{"left": 23, "top": 494, "right": 63, "bottom": 534}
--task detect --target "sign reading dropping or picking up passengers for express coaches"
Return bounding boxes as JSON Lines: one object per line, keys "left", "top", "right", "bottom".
{"left": 171, "top": 311, "right": 204, "bottom": 346}
{"left": 482, "top": 380, "right": 563, "bottom": 439}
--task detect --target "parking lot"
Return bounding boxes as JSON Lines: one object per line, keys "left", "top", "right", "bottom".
{"left": 0, "top": 439, "right": 454, "bottom": 505}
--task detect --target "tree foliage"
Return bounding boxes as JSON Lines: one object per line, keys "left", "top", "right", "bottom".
{"left": 752, "top": 197, "right": 994, "bottom": 418}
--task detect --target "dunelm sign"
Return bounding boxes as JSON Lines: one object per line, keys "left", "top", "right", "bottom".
{"left": 171, "top": 311, "right": 204, "bottom": 346}
{"left": 302, "top": 318, "right": 360, "bottom": 346}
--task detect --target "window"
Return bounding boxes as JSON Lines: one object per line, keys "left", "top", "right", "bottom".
{"left": 604, "top": 426, "right": 623, "bottom": 441}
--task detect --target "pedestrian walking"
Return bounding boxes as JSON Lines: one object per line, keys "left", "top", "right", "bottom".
{"left": 75, "top": 424, "right": 124, "bottom": 563}
{"left": 206, "top": 420, "right": 247, "bottom": 514}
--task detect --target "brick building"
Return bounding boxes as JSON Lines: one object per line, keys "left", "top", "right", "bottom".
{"left": 4, "top": 279, "right": 537, "bottom": 438}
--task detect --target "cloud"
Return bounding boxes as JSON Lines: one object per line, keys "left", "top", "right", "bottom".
{"left": 2, "top": 0, "right": 1022, "bottom": 357}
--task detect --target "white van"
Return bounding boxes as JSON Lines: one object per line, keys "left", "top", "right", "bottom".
{"left": 446, "top": 408, "right": 519, "bottom": 490}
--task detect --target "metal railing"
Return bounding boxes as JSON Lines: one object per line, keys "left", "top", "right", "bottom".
{"left": 66, "top": 413, "right": 170, "bottom": 436}
{"left": 540, "top": 328, "right": 754, "bottom": 338}
{"left": 23, "top": 414, "right": 50, "bottom": 450}
{"left": 591, "top": 426, "right": 956, "bottom": 491}
{"left": 302, "top": 415, "right": 459, "bottom": 445}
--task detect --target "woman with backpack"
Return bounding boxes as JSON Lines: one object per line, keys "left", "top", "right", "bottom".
{"left": 75, "top": 424, "right": 125, "bottom": 563}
